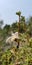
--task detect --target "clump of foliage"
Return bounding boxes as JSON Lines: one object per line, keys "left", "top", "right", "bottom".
{"left": 0, "top": 12, "right": 32, "bottom": 65}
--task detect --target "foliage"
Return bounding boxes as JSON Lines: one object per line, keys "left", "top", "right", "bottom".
{"left": 0, "top": 20, "right": 3, "bottom": 29}
{"left": 0, "top": 12, "right": 32, "bottom": 65}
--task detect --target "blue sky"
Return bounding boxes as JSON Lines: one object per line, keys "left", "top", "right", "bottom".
{"left": 0, "top": 0, "right": 32, "bottom": 25}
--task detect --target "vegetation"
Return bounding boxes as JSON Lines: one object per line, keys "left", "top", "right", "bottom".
{"left": 0, "top": 11, "right": 32, "bottom": 65}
